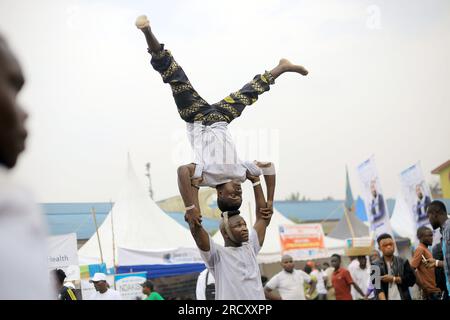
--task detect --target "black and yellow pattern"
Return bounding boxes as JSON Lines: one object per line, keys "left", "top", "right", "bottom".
{"left": 149, "top": 45, "right": 275, "bottom": 125}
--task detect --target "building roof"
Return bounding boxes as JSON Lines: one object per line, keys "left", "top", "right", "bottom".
{"left": 431, "top": 160, "right": 450, "bottom": 174}
{"left": 274, "top": 198, "right": 396, "bottom": 223}
{"left": 42, "top": 198, "right": 449, "bottom": 241}
{"left": 42, "top": 203, "right": 220, "bottom": 240}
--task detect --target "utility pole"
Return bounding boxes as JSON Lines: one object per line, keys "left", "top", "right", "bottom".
{"left": 145, "top": 162, "right": 154, "bottom": 200}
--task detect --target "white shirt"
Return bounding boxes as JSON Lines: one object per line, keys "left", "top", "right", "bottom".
{"left": 349, "top": 266, "right": 370, "bottom": 299}
{"left": 266, "top": 269, "right": 312, "bottom": 300}
{"left": 196, "top": 268, "right": 215, "bottom": 300}
{"left": 187, "top": 122, "right": 262, "bottom": 187}
{"left": 89, "top": 288, "right": 122, "bottom": 300}
{"left": 200, "top": 228, "right": 265, "bottom": 300}
{"left": 311, "top": 269, "right": 327, "bottom": 295}
{"left": 347, "top": 259, "right": 359, "bottom": 274}
{"left": 386, "top": 263, "right": 401, "bottom": 300}
{"left": 0, "top": 166, "right": 53, "bottom": 300}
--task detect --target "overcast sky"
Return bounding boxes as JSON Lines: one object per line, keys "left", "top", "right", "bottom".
{"left": 1, "top": 0, "right": 449, "bottom": 203}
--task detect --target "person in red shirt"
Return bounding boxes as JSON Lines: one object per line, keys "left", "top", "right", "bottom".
{"left": 331, "top": 254, "right": 365, "bottom": 300}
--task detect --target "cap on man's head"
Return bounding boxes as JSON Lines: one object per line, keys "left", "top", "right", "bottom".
{"left": 140, "top": 280, "right": 154, "bottom": 290}
{"left": 90, "top": 273, "right": 107, "bottom": 283}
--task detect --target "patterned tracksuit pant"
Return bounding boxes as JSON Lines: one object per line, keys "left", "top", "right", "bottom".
{"left": 149, "top": 44, "right": 275, "bottom": 126}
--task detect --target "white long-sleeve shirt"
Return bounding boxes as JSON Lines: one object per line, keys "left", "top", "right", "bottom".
{"left": 0, "top": 166, "right": 53, "bottom": 299}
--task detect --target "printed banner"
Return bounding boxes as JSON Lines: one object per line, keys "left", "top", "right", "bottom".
{"left": 400, "top": 163, "right": 433, "bottom": 229}
{"left": 357, "top": 156, "right": 394, "bottom": 240}
{"left": 400, "top": 162, "right": 441, "bottom": 244}
{"left": 279, "top": 224, "right": 326, "bottom": 260}
{"left": 115, "top": 272, "right": 147, "bottom": 300}
{"left": 47, "top": 233, "right": 79, "bottom": 268}
{"left": 118, "top": 247, "right": 203, "bottom": 266}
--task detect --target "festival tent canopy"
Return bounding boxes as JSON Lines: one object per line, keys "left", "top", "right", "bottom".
{"left": 327, "top": 209, "right": 370, "bottom": 240}
{"left": 389, "top": 192, "right": 416, "bottom": 242}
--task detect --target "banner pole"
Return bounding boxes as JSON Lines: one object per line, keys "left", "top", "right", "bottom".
{"left": 91, "top": 207, "right": 104, "bottom": 265}
{"left": 110, "top": 200, "right": 117, "bottom": 280}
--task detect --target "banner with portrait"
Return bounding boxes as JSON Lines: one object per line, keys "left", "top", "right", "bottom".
{"left": 399, "top": 162, "right": 440, "bottom": 244}
{"left": 357, "top": 156, "right": 394, "bottom": 240}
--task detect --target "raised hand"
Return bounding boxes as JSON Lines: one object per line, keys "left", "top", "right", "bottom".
{"left": 259, "top": 207, "right": 273, "bottom": 220}
{"left": 246, "top": 170, "right": 260, "bottom": 183}
{"left": 191, "top": 176, "right": 203, "bottom": 187}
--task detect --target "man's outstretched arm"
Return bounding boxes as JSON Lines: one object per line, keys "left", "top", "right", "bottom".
{"left": 177, "top": 164, "right": 198, "bottom": 214}
{"left": 247, "top": 171, "right": 273, "bottom": 247}
{"left": 177, "top": 164, "right": 209, "bottom": 251}
{"left": 187, "top": 186, "right": 210, "bottom": 252}
{"left": 256, "top": 161, "right": 276, "bottom": 208}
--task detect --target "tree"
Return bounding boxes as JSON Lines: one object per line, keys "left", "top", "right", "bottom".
{"left": 286, "top": 192, "right": 300, "bottom": 201}
{"left": 429, "top": 181, "right": 442, "bottom": 198}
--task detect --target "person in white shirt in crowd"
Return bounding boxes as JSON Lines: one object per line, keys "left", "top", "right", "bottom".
{"left": 310, "top": 261, "right": 328, "bottom": 300}
{"left": 349, "top": 255, "right": 371, "bottom": 300}
{"left": 0, "top": 33, "right": 53, "bottom": 300}
{"left": 88, "top": 273, "right": 122, "bottom": 300}
{"left": 264, "top": 255, "right": 316, "bottom": 300}
{"left": 196, "top": 268, "right": 216, "bottom": 300}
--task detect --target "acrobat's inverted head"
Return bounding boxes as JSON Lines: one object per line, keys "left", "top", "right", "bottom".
{"left": 216, "top": 180, "right": 242, "bottom": 212}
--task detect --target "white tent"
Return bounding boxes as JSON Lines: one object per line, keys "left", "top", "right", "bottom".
{"left": 390, "top": 191, "right": 416, "bottom": 242}
{"left": 212, "top": 183, "right": 346, "bottom": 263}
{"left": 78, "top": 158, "right": 198, "bottom": 267}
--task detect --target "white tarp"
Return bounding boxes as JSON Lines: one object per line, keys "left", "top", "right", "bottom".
{"left": 47, "top": 233, "right": 80, "bottom": 280}
{"left": 357, "top": 156, "right": 394, "bottom": 239}
{"left": 47, "top": 233, "right": 78, "bottom": 268}
{"left": 78, "top": 157, "right": 198, "bottom": 267}
{"left": 118, "top": 247, "right": 203, "bottom": 266}
{"left": 390, "top": 191, "right": 417, "bottom": 241}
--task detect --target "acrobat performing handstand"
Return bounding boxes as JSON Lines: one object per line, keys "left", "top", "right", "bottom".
{"left": 135, "top": 15, "right": 307, "bottom": 224}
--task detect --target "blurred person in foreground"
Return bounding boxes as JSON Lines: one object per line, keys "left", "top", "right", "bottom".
{"left": 0, "top": 33, "right": 53, "bottom": 299}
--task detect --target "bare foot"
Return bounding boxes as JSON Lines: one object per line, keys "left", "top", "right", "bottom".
{"left": 279, "top": 58, "right": 308, "bottom": 76}
{"left": 135, "top": 15, "right": 150, "bottom": 31}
